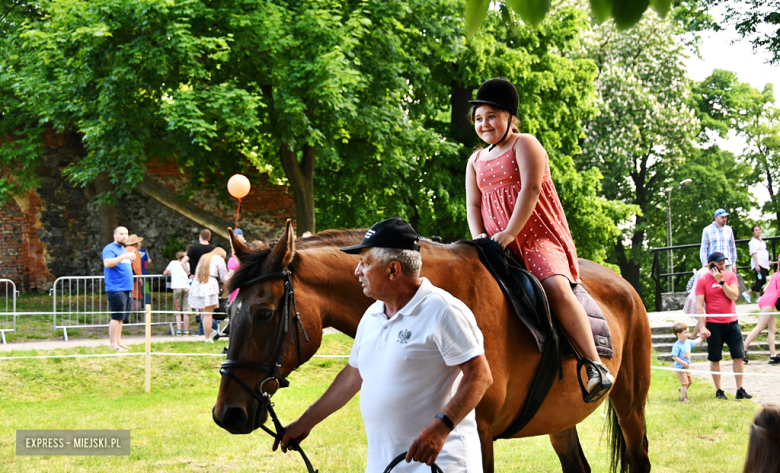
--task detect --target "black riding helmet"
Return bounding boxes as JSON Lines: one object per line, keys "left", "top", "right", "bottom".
{"left": 469, "top": 77, "right": 519, "bottom": 151}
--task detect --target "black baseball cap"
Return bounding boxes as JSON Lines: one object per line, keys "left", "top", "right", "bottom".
{"left": 708, "top": 252, "right": 727, "bottom": 263}
{"left": 340, "top": 218, "right": 420, "bottom": 254}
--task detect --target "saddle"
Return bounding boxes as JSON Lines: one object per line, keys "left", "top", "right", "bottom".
{"left": 462, "top": 239, "right": 613, "bottom": 438}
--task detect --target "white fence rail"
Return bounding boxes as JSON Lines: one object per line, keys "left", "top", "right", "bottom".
{"left": 52, "top": 275, "right": 189, "bottom": 340}
{"left": 0, "top": 279, "right": 18, "bottom": 344}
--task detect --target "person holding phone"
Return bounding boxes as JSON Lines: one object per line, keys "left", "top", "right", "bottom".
{"left": 694, "top": 252, "right": 752, "bottom": 400}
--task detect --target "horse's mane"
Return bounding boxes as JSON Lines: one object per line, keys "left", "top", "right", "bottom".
{"left": 295, "top": 229, "right": 366, "bottom": 249}
{"left": 227, "top": 229, "right": 366, "bottom": 292}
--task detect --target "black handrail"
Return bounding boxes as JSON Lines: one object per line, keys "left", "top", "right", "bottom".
{"left": 650, "top": 236, "right": 780, "bottom": 311}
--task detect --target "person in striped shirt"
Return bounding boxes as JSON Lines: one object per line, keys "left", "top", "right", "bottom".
{"left": 700, "top": 209, "right": 737, "bottom": 271}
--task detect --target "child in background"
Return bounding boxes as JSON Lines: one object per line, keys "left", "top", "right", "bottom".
{"left": 672, "top": 322, "right": 704, "bottom": 402}
{"left": 164, "top": 251, "right": 191, "bottom": 335}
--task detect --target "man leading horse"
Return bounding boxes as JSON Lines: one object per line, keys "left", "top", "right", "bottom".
{"left": 274, "top": 218, "right": 493, "bottom": 472}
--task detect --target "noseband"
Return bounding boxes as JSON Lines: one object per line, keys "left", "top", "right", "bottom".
{"left": 219, "top": 269, "right": 317, "bottom": 473}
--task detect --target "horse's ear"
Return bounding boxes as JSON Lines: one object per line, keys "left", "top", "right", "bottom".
{"left": 229, "top": 228, "right": 250, "bottom": 260}
{"left": 269, "top": 220, "right": 296, "bottom": 269}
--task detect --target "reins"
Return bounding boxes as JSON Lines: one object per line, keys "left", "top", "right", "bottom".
{"left": 219, "top": 269, "right": 318, "bottom": 473}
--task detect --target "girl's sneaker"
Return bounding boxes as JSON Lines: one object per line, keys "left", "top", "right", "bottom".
{"left": 585, "top": 361, "right": 614, "bottom": 402}
{"left": 183, "top": 330, "right": 189, "bottom": 336}
{"left": 176, "top": 330, "right": 182, "bottom": 336}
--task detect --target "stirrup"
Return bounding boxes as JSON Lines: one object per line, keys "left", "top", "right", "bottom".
{"left": 577, "top": 357, "right": 613, "bottom": 404}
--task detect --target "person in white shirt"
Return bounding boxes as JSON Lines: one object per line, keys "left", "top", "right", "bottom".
{"left": 275, "top": 218, "right": 493, "bottom": 472}
{"left": 743, "top": 225, "right": 773, "bottom": 303}
{"left": 164, "top": 251, "right": 191, "bottom": 335}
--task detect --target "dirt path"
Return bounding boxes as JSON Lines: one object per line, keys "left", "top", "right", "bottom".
{"left": 0, "top": 328, "right": 342, "bottom": 353}
{"left": 689, "top": 359, "right": 780, "bottom": 406}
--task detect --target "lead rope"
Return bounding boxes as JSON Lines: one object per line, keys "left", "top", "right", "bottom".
{"left": 220, "top": 368, "right": 317, "bottom": 473}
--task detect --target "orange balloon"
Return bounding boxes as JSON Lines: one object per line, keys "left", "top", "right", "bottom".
{"left": 227, "top": 174, "right": 251, "bottom": 199}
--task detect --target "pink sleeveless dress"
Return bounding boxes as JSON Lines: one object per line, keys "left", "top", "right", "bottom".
{"left": 474, "top": 143, "right": 580, "bottom": 284}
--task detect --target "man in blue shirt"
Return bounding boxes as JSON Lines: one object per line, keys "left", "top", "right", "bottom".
{"left": 103, "top": 226, "right": 136, "bottom": 351}
{"left": 700, "top": 209, "right": 737, "bottom": 271}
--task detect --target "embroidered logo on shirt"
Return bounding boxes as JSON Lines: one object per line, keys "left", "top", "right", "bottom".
{"left": 397, "top": 329, "right": 411, "bottom": 344}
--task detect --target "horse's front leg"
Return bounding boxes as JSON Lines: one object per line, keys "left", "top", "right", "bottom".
{"left": 476, "top": 417, "right": 494, "bottom": 473}
{"left": 549, "top": 426, "right": 591, "bottom": 473}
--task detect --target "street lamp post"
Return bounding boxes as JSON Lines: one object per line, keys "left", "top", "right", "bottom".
{"left": 667, "top": 178, "right": 693, "bottom": 292}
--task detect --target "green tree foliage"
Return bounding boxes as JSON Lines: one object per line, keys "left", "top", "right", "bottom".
{"left": 689, "top": 70, "right": 777, "bottom": 232}
{"left": 579, "top": 12, "right": 698, "bottom": 296}
{"left": 0, "top": 1, "right": 45, "bottom": 204}
{"left": 678, "top": 0, "right": 780, "bottom": 64}
{"left": 464, "top": 0, "right": 673, "bottom": 37}
{"left": 317, "top": 2, "right": 635, "bottom": 262}
{"left": 2, "top": 0, "right": 629, "bottom": 263}
{"left": 12, "top": 0, "right": 382, "bottom": 232}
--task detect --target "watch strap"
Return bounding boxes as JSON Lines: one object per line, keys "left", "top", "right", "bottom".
{"left": 435, "top": 413, "right": 455, "bottom": 431}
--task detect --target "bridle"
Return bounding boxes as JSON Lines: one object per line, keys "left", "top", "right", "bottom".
{"left": 219, "top": 269, "right": 318, "bottom": 473}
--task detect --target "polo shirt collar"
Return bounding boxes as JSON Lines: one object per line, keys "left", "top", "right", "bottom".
{"left": 369, "top": 277, "right": 433, "bottom": 320}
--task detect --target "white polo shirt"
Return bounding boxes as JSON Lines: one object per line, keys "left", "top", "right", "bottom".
{"left": 349, "top": 278, "right": 485, "bottom": 473}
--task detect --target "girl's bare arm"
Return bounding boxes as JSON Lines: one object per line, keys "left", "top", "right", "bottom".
{"left": 465, "top": 152, "right": 486, "bottom": 238}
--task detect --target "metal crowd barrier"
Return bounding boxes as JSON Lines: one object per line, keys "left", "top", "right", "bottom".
{"left": 51, "top": 275, "right": 181, "bottom": 340}
{"left": 0, "top": 279, "right": 19, "bottom": 344}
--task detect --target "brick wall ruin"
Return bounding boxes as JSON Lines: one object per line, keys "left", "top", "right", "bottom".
{"left": 0, "top": 130, "right": 296, "bottom": 292}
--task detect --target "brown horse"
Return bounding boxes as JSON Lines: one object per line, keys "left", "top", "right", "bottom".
{"left": 213, "top": 222, "right": 651, "bottom": 473}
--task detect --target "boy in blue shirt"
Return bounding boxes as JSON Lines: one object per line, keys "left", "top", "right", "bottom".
{"left": 672, "top": 322, "right": 704, "bottom": 402}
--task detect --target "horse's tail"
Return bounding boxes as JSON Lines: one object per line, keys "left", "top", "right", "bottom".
{"left": 605, "top": 398, "right": 628, "bottom": 473}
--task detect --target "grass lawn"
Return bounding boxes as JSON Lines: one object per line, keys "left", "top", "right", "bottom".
{"left": 0, "top": 333, "right": 760, "bottom": 472}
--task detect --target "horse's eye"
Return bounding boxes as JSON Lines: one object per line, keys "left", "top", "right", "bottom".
{"left": 254, "top": 309, "right": 274, "bottom": 321}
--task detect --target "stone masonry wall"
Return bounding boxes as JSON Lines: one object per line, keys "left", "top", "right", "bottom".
{"left": 0, "top": 199, "right": 24, "bottom": 288}
{"left": 0, "top": 130, "right": 296, "bottom": 292}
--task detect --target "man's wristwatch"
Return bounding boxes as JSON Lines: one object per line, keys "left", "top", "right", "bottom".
{"left": 718, "top": 280, "right": 725, "bottom": 286}
{"left": 435, "top": 413, "right": 455, "bottom": 431}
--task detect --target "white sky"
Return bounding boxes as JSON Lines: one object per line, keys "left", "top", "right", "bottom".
{"left": 682, "top": 8, "right": 779, "bottom": 219}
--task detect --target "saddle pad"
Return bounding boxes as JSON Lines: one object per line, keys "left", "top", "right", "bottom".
{"left": 571, "top": 284, "right": 613, "bottom": 358}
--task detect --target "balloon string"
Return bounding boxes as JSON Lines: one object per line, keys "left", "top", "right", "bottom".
{"left": 235, "top": 198, "right": 242, "bottom": 229}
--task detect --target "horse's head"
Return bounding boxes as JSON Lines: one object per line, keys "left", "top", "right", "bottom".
{"left": 213, "top": 220, "right": 315, "bottom": 434}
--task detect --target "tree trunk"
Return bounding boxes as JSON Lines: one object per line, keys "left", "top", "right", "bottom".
{"left": 93, "top": 172, "right": 117, "bottom": 246}
{"left": 279, "top": 143, "right": 316, "bottom": 235}
{"left": 615, "top": 238, "right": 643, "bottom": 297}
{"left": 450, "top": 82, "right": 475, "bottom": 146}
{"left": 136, "top": 176, "right": 232, "bottom": 240}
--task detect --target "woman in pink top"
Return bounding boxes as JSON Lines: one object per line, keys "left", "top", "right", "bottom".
{"left": 465, "top": 78, "right": 613, "bottom": 401}
{"left": 746, "top": 271, "right": 779, "bottom": 364}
